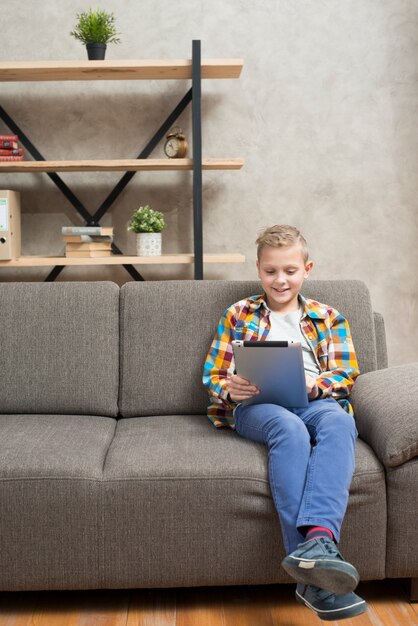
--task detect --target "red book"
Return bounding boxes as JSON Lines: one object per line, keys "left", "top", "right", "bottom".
{"left": 0, "top": 140, "right": 18, "bottom": 150}
{"left": 0, "top": 134, "right": 18, "bottom": 141}
{"left": 0, "top": 155, "right": 24, "bottom": 161}
{"left": 0, "top": 148, "right": 22, "bottom": 156}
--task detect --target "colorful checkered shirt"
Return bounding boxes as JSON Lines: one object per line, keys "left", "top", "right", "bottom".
{"left": 202, "top": 293, "right": 360, "bottom": 428}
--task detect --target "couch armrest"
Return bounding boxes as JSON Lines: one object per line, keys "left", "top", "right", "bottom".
{"left": 350, "top": 363, "right": 418, "bottom": 468}
{"left": 373, "top": 311, "right": 388, "bottom": 370}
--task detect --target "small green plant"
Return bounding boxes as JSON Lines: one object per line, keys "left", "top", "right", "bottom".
{"left": 70, "top": 8, "right": 121, "bottom": 45}
{"left": 128, "top": 206, "right": 166, "bottom": 233}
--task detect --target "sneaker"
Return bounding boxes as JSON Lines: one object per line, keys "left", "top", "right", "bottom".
{"left": 281, "top": 537, "right": 360, "bottom": 594}
{"left": 295, "top": 583, "right": 368, "bottom": 621}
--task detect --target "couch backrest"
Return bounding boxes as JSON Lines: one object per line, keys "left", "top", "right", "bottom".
{"left": 0, "top": 282, "right": 119, "bottom": 416}
{"left": 119, "top": 279, "right": 379, "bottom": 417}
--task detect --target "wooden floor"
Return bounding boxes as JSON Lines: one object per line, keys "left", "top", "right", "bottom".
{"left": 0, "top": 579, "right": 416, "bottom": 626}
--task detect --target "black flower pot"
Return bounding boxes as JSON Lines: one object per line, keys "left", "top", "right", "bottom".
{"left": 86, "top": 43, "right": 107, "bottom": 60}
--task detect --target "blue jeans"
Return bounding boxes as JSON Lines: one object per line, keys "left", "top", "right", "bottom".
{"left": 234, "top": 398, "right": 357, "bottom": 555}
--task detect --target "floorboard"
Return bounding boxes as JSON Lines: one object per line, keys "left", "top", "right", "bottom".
{"left": 0, "top": 579, "right": 416, "bottom": 626}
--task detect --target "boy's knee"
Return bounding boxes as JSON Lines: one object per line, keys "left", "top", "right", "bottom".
{"left": 344, "top": 412, "right": 358, "bottom": 439}
{"left": 266, "top": 410, "right": 310, "bottom": 445}
{"left": 321, "top": 405, "right": 357, "bottom": 439}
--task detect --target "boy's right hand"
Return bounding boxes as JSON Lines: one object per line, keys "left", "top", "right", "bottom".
{"left": 227, "top": 374, "right": 260, "bottom": 402}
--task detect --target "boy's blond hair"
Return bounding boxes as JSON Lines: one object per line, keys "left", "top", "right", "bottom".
{"left": 256, "top": 225, "right": 309, "bottom": 262}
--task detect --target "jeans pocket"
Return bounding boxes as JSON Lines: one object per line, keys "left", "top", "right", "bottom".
{"left": 233, "top": 404, "right": 242, "bottom": 433}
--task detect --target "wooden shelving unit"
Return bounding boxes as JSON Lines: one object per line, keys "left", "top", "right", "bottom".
{"left": 0, "top": 44, "right": 244, "bottom": 279}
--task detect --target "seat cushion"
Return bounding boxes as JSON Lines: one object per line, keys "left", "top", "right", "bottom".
{"left": 0, "top": 413, "right": 386, "bottom": 591}
{"left": 101, "top": 415, "right": 386, "bottom": 588}
{"left": 0, "top": 282, "right": 120, "bottom": 417}
{"left": 0, "top": 415, "right": 116, "bottom": 591}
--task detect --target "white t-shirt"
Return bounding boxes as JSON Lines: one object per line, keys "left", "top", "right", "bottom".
{"left": 268, "top": 305, "right": 321, "bottom": 378}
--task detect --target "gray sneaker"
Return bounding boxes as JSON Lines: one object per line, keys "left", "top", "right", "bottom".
{"left": 281, "top": 537, "right": 360, "bottom": 594}
{"left": 296, "top": 583, "right": 367, "bottom": 621}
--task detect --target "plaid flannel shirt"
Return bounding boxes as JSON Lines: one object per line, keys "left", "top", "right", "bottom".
{"left": 202, "top": 293, "right": 360, "bottom": 428}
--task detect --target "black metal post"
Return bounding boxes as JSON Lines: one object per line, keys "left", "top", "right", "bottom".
{"left": 192, "top": 40, "right": 203, "bottom": 280}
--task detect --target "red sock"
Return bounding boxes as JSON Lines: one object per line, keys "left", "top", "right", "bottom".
{"left": 305, "top": 526, "right": 334, "bottom": 542}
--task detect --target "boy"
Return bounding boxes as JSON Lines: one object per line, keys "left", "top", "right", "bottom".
{"left": 202, "top": 225, "right": 367, "bottom": 621}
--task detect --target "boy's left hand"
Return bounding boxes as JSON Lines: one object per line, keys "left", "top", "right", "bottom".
{"left": 305, "top": 374, "right": 319, "bottom": 400}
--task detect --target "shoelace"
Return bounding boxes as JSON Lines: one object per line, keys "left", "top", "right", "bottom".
{"left": 318, "top": 537, "right": 343, "bottom": 559}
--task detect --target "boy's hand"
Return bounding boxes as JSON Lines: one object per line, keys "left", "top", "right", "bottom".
{"left": 306, "top": 374, "right": 319, "bottom": 400}
{"left": 228, "top": 374, "right": 260, "bottom": 402}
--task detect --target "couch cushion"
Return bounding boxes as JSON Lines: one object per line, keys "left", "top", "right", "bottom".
{"left": 0, "top": 414, "right": 115, "bottom": 478}
{"left": 0, "top": 282, "right": 119, "bottom": 416}
{"left": 0, "top": 414, "right": 116, "bottom": 591}
{"left": 100, "top": 415, "right": 386, "bottom": 587}
{"left": 119, "top": 280, "right": 377, "bottom": 417}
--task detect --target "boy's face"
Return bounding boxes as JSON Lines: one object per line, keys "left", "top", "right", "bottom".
{"left": 256, "top": 244, "right": 313, "bottom": 313}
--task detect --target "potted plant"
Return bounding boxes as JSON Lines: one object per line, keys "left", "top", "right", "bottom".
{"left": 127, "top": 205, "right": 166, "bottom": 256}
{"left": 70, "top": 8, "right": 121, "bottom": 60}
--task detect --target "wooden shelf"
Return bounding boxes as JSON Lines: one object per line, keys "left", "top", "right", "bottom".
{"left": 0, "top": 253, "right": 246, "bottom": 267}
{"left": 0, "top": 59, "right": 243, "bottom": 82}
{"left": 0, "top": 158, "right": 244, "bottom": 173}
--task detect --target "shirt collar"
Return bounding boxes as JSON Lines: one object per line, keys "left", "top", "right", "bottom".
{"left": 299, "top": 293, "right": 327, "bottom": 319}
{"left": 249, "top": 293, "right": 327, "bottom": 320}
{"left": 248, "top": 294, "right": 269, "bottom": 313}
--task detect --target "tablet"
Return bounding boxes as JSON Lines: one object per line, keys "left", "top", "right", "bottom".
{"left": 232, "top": 340, "right": 309, "bottom": 408}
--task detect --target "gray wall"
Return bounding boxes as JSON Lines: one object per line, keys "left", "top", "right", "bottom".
{"left": 1, "top": 1, "right": 417, "bottom": 367}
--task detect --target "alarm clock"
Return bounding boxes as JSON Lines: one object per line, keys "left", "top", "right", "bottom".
{"left": 164, "top": 128, "right": 188, "bottom": 159}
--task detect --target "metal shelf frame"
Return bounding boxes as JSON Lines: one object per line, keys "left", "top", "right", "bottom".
{"left": 0, "top": 40, "right": 207, "bottom": 281}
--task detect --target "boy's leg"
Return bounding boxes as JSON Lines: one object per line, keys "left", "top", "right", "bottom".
{"left": 294, "top": 397, "right": 357, "bottom": 540}
{"left": 281, "top": 397, "right": 360, "bottom": 594}
{"left": 234, "top": 402, "right": 312, "bottom": 555}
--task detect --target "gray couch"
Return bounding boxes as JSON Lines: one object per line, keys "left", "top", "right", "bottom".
{"left": 0, "top": 279, "right": 417, "bottom": 597}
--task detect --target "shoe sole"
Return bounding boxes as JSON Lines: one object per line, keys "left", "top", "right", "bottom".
{"left": 296, "top": 589, "right": 367, "bottom": 621}
{"left": 281, "top": 555, "right": 360, "bottom": 594}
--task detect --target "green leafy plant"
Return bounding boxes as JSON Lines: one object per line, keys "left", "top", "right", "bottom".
{"left": 70, "top": 8, "right": 121, "bottom": 45}
{"left": 127, "top": 206, "right": 166, "bottom": 233}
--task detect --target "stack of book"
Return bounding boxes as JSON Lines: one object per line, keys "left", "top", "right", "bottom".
{"left": 0, "top": 134, "right": 24, "bottom": 161}
{"left": 62, "top": 226, "right": 114, "bottom": 257}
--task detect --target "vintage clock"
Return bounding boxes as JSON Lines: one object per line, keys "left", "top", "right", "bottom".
{"left": 164, "top": 127, "right": 188, "bottom": 158}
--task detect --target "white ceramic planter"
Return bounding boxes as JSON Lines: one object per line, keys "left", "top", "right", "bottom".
{"left": 136, "top": 232, "right": 162, "bottom": 256}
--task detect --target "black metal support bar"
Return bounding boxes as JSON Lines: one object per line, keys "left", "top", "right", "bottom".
{"left": 0, "top": 95, "right": 189, "bottom": 282}
{"left": 122, "top": 263, "right": 145, "bottom": 281}
{"left": 0, "top": 104, "right": 94, "bottom": 224}
{"left": 92, "top": 88, "right": 192, "bottom": 224}
{"left": 45, "top": 266, "right": 65, "bottom": 282}
{"left": 192, "top": 40, "right": 203, "bottom": 280}
{"left": 92, "top": 91, "right": 193, "bottom": 281}
{"left": 111, "top": 241, "right": 144, "bottom": 280}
